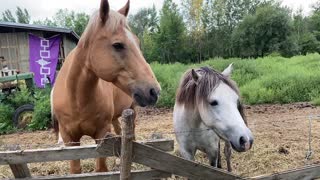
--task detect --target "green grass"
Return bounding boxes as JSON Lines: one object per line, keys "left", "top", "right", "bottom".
{"left": 151, "top": 53, "right": 320, "bottom": 107}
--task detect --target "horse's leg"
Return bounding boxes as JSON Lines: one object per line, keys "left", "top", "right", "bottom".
{"left": 94, "top": 126, "right": 111, "bottom": 172}
{"left": 224, "top": 142, "right": 232, "bottom": 172}
{"left": 207, "top": 148, "right": 220, "bottom": 168}
{"left": 217, "top": 140, "right": 222, "bottom": 168}
{"left": 60, "top": 130, "right": 81, "bottom": 174}
{"left": 179, "top": 144, "right": 196, "bottom": 161}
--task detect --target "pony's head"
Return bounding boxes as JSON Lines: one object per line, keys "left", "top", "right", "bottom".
{"left": 176, "top": 65, "right": 253, "bottom": 152}
{"left": 78, "top": 0, "right": 160, "bottom": 107}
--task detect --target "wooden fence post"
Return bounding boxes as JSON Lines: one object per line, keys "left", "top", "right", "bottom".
{"left": 8, "top": 145, "right": 31, "bottom": 178}
{"left": 120, "top": 109, "right": 135, "bottom": 180}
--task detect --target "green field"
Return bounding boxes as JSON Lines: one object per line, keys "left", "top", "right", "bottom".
{"left": 152, "top": 53, "right": 320, "bottom": 107}
{"left": 1, "top": 54, "right": 320, "bottom": 133}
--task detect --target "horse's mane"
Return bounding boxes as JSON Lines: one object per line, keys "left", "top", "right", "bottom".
{"left": 176, "top": 66, "right": 239, "bottom": 107}
{"left": 176, "top": 66, "right": 247, "bottom": 123}
{"left": 78, "top": 10, "right": 129, "bottom": 48}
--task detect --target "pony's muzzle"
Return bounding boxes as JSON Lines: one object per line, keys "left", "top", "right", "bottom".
{"left": 231, "top": 135, "right": 254, "bottom": 152}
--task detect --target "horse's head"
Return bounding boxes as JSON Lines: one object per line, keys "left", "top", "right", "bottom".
{"left": 177, "top": 65, "right": 253, "bottom": 152}
{"left": 79, "top": 0, "right": 160, "bottom": 107}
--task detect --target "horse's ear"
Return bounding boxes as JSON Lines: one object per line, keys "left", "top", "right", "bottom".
{"left": 118, "top": 0, "right": 130, "bottom": 17}
{"left": 100, "top": 0, "right": 110, "bottom": 25}
{"left": 222, "top": 63, "right": 233, "bottom": 78}
{"left": 191, "top": 69, "right": 199, "bottom": 84}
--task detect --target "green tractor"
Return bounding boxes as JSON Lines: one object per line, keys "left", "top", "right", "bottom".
{"left": 0, "top": 71, "right": 35, "bottom": 129}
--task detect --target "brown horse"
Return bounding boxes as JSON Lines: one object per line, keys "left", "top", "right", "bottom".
{"left": 51, "top": 0, "right": 160, "bottom": 174}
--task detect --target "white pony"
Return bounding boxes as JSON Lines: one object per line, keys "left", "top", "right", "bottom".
{"left": 173, "top": 65, "right": 253, "bottom": 171}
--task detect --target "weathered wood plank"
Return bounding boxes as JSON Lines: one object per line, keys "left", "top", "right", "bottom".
{"left": 97, "top": 137, "right": 242, "bottom": 180}
{"left": 5, "top": 170, "right": 171, "bottom": 180}
{"left": 0, "top": 139, "right": 173, "bottom": 165}
{"left": 9, "top": 163, "right": 31, "bottom": 178}
{"left": 250, "top": 164, "right": 320, "bottom": 180}
{"left": 8, "top": 146, "right": 31, "bottom": 178}
{"left": 120, "top": 109, "right": 135, "bottom": 180}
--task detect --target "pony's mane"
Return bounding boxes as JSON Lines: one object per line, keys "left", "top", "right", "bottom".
{"left": 78, "top": 10, "right": 128, "bottom": 48}
{"left": 176, "top": 66, "right": 247, "bottom": 123}
{"left": 176, "top": 66, "right": 240, "bottom": 107}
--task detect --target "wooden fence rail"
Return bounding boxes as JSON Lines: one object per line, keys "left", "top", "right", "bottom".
{"left": 250, "top": 164, "right": 320, "bottom": 180}
{"left": 97, "top": 136, "right": 242, "bottom": 180}
{"left": 1, "top": 108, "right": 320, "bottom": 180}
{"left": 0, "top": 139, "right": 173, "bottom": 165}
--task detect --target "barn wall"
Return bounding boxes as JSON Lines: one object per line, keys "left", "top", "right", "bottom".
{"left": 63, "top": 34, "right": 77, "bottom": 58}
{"left": 0, "top": 31, "right": 43, "bottom": 72}
{"left": 0, "top": 31, "right": 77, "bottom": 73}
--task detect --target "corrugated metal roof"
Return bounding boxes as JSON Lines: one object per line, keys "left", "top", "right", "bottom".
{"left": 0, "top": 21, "right": 80, "bottom": 40}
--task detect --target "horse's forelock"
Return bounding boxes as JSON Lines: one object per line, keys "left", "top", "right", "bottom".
{"left": 79, "top": 10, "right": 128, "bottom": 48}
{"left": 176, "top": 67, "right": 240, "bottom": 108}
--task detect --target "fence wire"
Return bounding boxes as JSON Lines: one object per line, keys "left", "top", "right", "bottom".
{"left": 0, "top": 114, "right": 319, "bottom": 153}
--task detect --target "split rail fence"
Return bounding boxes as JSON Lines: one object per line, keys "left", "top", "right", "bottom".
{"left": 0, "top": 109, "right": 320, "bottom": 180}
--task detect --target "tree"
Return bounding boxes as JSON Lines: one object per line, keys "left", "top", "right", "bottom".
{"left": 1, "top": 7, "right": 30, "bottom": 23}
{"left": 128, "top": 5, "right": 159, "bottom": 38}
{"left": 34, "top": 9, "right": 89, "bottom": 36}
{"left": 156, "top": 0, "right": 187, "bottom": 63}
{"left": 232, "top": 3, "right": 296, "bottom": 57}
{"left": 182, "top": 0, "right": 205, "bottom": 62}
{"left": 33, "top": 18, "right": 57, "bottom": 27}
{"left": 127, "top": 5, "right": 159, "bottom": 61}
{"left": 2, "top": 10, "right": 16, "bottom": 22}
{"left": 16, "top": 7, "right": 30, "bottom": 24}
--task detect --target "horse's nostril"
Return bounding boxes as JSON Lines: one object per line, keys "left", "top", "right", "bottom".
{"left": 239, "top": 136, "right": 246, "bottom": 147}
{"left": 150, "top": 88, "right": 157, "bottom": 98}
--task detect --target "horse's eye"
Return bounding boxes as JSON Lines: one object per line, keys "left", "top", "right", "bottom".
{"left": 112, "top": 43, "right": 125, "bottom": 51}
{"left": 210, "top": 100, "right": 218, "bottom": 106}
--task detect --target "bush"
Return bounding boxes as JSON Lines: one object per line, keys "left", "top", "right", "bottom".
{"left": 28, "top": 87, "right": 51, "bottom": 130}
{"left": 7, "top": 87, "right": 34, "bottom": 109}
{"left": 0, "top": 104, "right": 15, "bottom": 134}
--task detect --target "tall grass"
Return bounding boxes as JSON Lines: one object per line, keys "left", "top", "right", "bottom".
{"left": 151, "top": 53, "right": 320, "bottom": 107}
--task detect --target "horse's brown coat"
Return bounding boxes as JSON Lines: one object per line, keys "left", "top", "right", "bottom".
{"left": 52, "top": 0, "right": 160, "bottom": 174}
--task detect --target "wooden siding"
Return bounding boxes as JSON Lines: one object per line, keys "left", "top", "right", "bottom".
{"left": 0, "top": 32, "right": 77, "bottom": 73}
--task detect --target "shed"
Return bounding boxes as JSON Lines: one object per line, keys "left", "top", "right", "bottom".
{"left": 0, "top": 22, "right": 79, "bottom": 73}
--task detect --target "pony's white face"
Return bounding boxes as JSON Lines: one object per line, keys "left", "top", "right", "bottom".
{"left": 196, "top": 65, "right": 254, "bottom": 152}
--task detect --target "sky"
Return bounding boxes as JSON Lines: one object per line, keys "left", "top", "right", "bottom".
{"left": 0, "top": 0, "right": 318, "bottom": 22}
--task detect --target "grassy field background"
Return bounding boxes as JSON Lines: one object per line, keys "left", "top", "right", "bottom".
{"left": 152, "top": 53, "right": 320, "bottom": 107}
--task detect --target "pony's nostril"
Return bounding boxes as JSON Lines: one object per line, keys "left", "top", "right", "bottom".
{"left": 250, "top": 139, "right": 254, "bottom": 145}
{"left": 239, "top": 136, "right": 246, "bottom": 147}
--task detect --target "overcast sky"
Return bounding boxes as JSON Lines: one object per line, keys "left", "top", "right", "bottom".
{"left": 0, "top": 0, "right": 318, "bottom": 22}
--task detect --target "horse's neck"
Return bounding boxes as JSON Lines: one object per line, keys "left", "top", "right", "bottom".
{"left": 67, "top": 49, "right": 100, "bottom": 105}
{"left": 179, "top": 105, "right": 203, "bottom": 128}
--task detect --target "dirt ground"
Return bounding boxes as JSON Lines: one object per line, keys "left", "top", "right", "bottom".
{"left": 0, "top": 102, "right": 320, "bottom": 179}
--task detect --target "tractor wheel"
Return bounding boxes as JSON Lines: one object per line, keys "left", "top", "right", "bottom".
{"left": 13, "top": 104, "right": 34, "bottom": 129}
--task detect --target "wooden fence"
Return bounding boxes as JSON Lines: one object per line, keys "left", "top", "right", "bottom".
{"left": 0, "top": 109, "right": 320, "bottom": 180}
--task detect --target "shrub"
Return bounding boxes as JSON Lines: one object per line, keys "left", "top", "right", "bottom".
{"left": 28, "top": 87, "right": 51, "bottom": 130}
{"left": 0, "top": 104, "right": 15, "bottom": 134}
{"left": 7, "top": 87, "right": 34, "bottom": 109}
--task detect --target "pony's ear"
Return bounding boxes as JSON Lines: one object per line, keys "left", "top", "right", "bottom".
{"left": 222, "top": 63, "right": 233, "bottom": 78}
{"left": 118, "top": 0, "right": 130, "bottom": 17}
{"left": 100, "top": 0, "right": 110, "bottom": 25}
{"left": 191, "top": 69, "right": 199, "bottom": 84}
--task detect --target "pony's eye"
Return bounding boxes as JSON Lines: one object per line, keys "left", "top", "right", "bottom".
{"left": 210, "top": 100, "right": 218, "bottom": 106}
{"left": 112, "top": 43, "right": 125, "bottom": 51}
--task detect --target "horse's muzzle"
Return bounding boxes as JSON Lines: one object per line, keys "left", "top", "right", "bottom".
{"left": 133, "top": 87, "right": 159, "bottom": 107}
